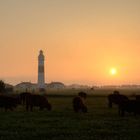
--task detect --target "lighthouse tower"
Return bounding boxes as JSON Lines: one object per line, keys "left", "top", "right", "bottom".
{"left": 38, "top": 50, "right": 45, "bottom": 89}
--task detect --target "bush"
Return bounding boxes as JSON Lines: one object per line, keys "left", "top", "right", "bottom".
{"left": 0, "top": 80, "right": 6, "bottom": 93}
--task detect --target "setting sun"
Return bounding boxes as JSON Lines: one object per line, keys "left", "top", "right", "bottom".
{"left": 110, "top": 68, "right": 117, "bottom": 75}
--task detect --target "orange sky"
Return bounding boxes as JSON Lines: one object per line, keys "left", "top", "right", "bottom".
{"left": 0, "top": 0, "right": 140, "bottom": 85}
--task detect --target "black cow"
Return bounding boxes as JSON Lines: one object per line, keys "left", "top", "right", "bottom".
{"left": 118, "top": 100, "right": 140, "bottom": 116}
{"left": 26, "top": 94, "right": 52, "bottom": 111}
{"left": 108, "top": 91, "right": 128, "bottom": 108}
{"left": 0, "top": 95, "right": 20, "bottom": 111}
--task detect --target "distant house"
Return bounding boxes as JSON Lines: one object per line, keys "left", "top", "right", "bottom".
{"left": 47, "top": 82, "right": 65, "bottom": 89}
{"left": 14, "top": 82, "right": 38, "bottom": 92}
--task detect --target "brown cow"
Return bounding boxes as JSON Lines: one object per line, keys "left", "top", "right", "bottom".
{"left": 26, "top": 94, "right": 52, "bottom": 111}
{"left": 73, "top": 92, "right": 87, "bottom": 113}
{"left": 108, "top": 91, "right": 128, "bottom": 108}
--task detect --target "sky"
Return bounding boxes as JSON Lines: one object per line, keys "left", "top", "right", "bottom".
{"left": 0, "top": 0, "right": 140, "bottom": 86}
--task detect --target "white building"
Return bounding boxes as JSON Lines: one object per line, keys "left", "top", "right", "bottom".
{"left": 14, "top": 82, "right": 37, "bottom": 92}
{"left": 47, "top": 82, "right": 65, "bottom": 89}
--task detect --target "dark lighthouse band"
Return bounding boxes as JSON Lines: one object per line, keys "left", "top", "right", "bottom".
{"left": 38, "top": 66, "right": 44, "bottom": 73}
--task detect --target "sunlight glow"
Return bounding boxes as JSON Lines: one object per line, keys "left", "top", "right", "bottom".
{"left": 110, "top": 68, "right": 117, "bottom": 75}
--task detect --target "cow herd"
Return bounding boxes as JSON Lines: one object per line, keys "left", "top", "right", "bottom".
{"left": 108, "top": 90, "right": 140, "bottom": 116}
{"left": 0, "top": 92, "right": 87, "bottom": 113}
{"left": 0, "top": 91, "right": 140, "bottom": 117}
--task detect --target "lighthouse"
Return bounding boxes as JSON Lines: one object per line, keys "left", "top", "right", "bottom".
{"left": 38, "top": 50, "right": 45, "bottom": 89}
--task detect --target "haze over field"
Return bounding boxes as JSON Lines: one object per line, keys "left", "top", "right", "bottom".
{"left": 0, "top": 0, "right": 140, "bottom": 85}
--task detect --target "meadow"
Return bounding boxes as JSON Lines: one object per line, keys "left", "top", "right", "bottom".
{"left": 0, "top": 89, "right": 140, "bottom": 140}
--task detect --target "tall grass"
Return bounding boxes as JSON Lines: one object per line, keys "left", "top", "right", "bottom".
{"left": 0, "top": 95, "right": 140, "bottom": 140}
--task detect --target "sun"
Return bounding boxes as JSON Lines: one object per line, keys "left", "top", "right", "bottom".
{"left": 110, "top": 68, "right": 117, "bottom": 75}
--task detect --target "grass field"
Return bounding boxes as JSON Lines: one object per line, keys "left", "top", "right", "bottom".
{"left": 0, "top": 90, "right": 140, "bottom": 140}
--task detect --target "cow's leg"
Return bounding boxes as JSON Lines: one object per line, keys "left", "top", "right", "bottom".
{"left": 5, "top": 107, "right": 8, "bottom": 112}
{"left": 23, "top": 98, "right": 25, "bottom": 105}
{"left": 10, "top": 107, "right": 13, "bottom": 111}
{"left": 74, "top": 107, "right": 79, "bottom": 113}
{"left": 39, "top": 106, "right": 44, "bottom": 111}
{"left": 26, "top": 104, "right": 29, "bottom": 111}
{"left": 118, "top": 109, "right": 120, "bottom": 116}
{"left": 109, "top": 100, "right": 112, "bottom": 108}
{"left": 121, "top": 110, "right": 125, "bottom": 117}
{"left": 134, "top": 111, "right": 137, "bottom": 116}
{"left": 30, "top": 105, "right": 33, "bottom": 111}
{"left": 118, "top": 106, "right": 121, "bottom": 116}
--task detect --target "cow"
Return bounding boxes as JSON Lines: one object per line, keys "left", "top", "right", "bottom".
{"left": 78, "top": 91, "right": 87, "bottom": 99}
{"left": 73, "top": 92, "right": 87, "bottom": 113}
{"left": 0, "top": 95, "right": 20, "bottom": 111}
{"left": 25, "top": 94, "right": 52, "bottom": 111}
{"left": 118, "top": 100, "right": 140, "bottom": 117}
{"left": 108, "top": 91, "right": 129, "bottom": 108}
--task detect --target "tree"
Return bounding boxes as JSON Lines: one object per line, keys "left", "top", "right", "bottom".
{"left": 0, "top": 80, "right": 6, "bottom": 93}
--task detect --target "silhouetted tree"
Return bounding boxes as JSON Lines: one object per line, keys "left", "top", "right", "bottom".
{"left": 0, "top": 80, "right": 6, "bottom": 93}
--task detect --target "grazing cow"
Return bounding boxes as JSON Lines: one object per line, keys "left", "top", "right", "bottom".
{"left": 0, "top": 95, "right": 20, "bottom": 111}
{"left": 118, "top": 100, "right": 140, "bottom": 116}
{"left": 19, "top": 92, "right": 31, "bottom": 105}
{"left": 73, "top": 92, "right": 87, "bottom": 113}
{"left": 108, "top": 91, "right": 128, "bottom": 108}
{"left": 26, "top": 94, "right": 52, "bottom": 111}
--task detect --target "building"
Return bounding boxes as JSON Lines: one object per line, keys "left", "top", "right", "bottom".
{"left": 14, "top": 82, "right": 37, "bottom": 92}
{"left": 47, "top": 82, "right": 65, "bottom": 89}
